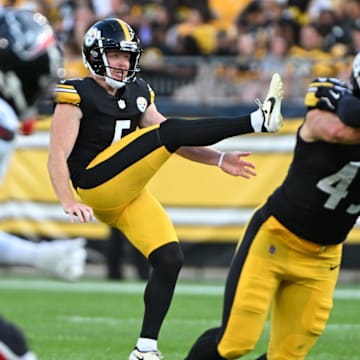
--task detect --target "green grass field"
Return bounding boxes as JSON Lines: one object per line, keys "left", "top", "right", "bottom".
{"left": 0, "top": 275, "right": 360, "bottom": 359}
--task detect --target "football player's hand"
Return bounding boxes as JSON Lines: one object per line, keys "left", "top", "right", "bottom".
{"left": 65, "top": 203, "right": 94, "bottom": 223}
{"left": 315, "top": 83, "right": 351, "bottom": 111}
{"left": 218, "top": 151, "right": 256, "bottom": 178}
{"left": 304, "top": 77, "right": 352, "bottom": 112}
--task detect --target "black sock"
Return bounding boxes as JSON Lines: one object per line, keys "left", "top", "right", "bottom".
{"left": 140, "top": 242, "right": 184, "bottom": 338}
{"left": 185, "top": 327, "right": 225, "bottom": 360}
{"left": 158, "top": 116, "right": 253, "bottom": 152}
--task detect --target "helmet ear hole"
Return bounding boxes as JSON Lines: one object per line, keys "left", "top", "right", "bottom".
{"left": 87, "top": 48, "right": 105, "bottom": 75}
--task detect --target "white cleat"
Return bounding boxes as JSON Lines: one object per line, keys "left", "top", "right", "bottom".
{"left": 129, "top": 348, "right": 163, "bottom": 360}
{"left": 256, "top": 72, "right": 284, "bottom": 132}
{"left": 34, "top": 238, "right": 87, "bottom": 281}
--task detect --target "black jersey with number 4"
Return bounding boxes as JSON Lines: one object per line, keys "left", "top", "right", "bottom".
{"left": 54, "top": 77, "right": 154, "bottom": 187}
{"left": 266, "top": 130, "right": 360, "bottom": 245}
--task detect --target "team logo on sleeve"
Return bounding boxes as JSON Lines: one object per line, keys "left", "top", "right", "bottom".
{"left": 136, "top": 97, "right": 148, "bottom": 112}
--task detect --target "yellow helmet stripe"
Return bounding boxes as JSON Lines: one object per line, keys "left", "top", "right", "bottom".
{"left": 116, "top": 19, "right": 131, "bottom": 41}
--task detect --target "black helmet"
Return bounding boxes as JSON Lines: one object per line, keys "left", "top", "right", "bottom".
{"left": 351, "top": 51, "right": 360, "bottom": 97}
{"left": 82, "top": 18, "right": 142, "bottom": 89}
{"left": 0, "top": 8, "right": 63, "bottom": 120}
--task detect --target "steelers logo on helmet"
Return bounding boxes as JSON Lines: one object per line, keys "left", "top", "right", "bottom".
{"left": 82, "top": 18, "right": 143, "bottom": 89}
{"left": 84, "top": 27, "right": 98, "bottom": 48}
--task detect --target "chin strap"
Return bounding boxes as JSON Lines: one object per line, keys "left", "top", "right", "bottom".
{"left": 105, "top": 76, "right": 126, "bottom": 89}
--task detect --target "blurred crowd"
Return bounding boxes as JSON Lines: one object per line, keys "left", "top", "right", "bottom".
{"left": 3, "top": 0, "right": 360, "bottom": 102}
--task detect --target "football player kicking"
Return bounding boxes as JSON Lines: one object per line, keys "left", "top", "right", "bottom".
{"left": 185, "top": 59, "right": 360, "bottom": 359}
{"left": 0, "top": 7, "right": 87, "bottom": 360}
{"left": 48, "top": 17, "right": 283, "bottom": 360}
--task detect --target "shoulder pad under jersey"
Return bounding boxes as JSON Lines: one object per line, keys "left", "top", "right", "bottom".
{"left": 53, "top": 81, "right": 81, "bottom": 106}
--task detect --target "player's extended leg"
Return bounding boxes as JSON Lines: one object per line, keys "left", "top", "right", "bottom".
{"left": 77, "top": 73, "right": 283, "bottom": 210}
{"left": 266, "top": 241, "right": 342, "bottom": 359}
{"left": 160, "top": 73, "right": 283, "bottom": 152}
{"left": 157, "top": 72, "right": 283, "bottom": 152}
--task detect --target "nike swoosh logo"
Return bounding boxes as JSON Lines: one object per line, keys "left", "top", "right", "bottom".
{"left": 329, "top": 89, "right": 340, "bottom": 100}
{"left": 330, "top": 264, "right": 339, "bottom": 271}
{"left": 265, "top": 97, "right": 275, "bottom": 114}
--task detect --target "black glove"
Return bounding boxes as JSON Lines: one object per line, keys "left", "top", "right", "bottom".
{"left": 304, "top": 77, "right": 352, "bottom": 112}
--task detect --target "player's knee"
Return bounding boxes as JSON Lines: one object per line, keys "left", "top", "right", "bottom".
{"left": 149, "top": 242, "right": 184, "bottom": 275}
{"left": 271, "top": 304, "right": 332, "bottom": 360}
{"left": 157, "top": 119, "right": 184, "bottom": 152}
{"left": 218, "top": 337, "right": 255, "bottom": 359}
{"left": 220, "top": 344, "right": 254, "bottom": 359}
{"left": 305, "top": 299, "right": 332, "bottom": 336}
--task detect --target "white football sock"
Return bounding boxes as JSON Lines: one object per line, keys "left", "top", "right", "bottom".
{"left": 136, "top": 338, "right": 157, "bottom": 351}
{"left": 250, "top": 108, "right": 263, "bottom": 132}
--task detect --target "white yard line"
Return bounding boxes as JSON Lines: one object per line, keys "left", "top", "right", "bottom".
{"left": 0, "top": 278, "right": 360, "bottom": 299}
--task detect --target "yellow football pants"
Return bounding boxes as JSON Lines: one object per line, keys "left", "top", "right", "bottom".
{"left": 218, "top": 212, "right": 342, "bottom": 360}
{"left": 77, "top": 125, "right": 178, "bottom": 257}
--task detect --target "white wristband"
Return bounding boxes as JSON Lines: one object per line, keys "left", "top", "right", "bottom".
{"left": 217, "top": 152, "right": 225, "bottom": 168}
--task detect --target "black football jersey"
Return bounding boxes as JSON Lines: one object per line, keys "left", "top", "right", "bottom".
{"left": 54, "top": 77, "right": 154, "bottom": 187}
{"left": 266, "top": 129, "right": 360, "bottom": 245}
